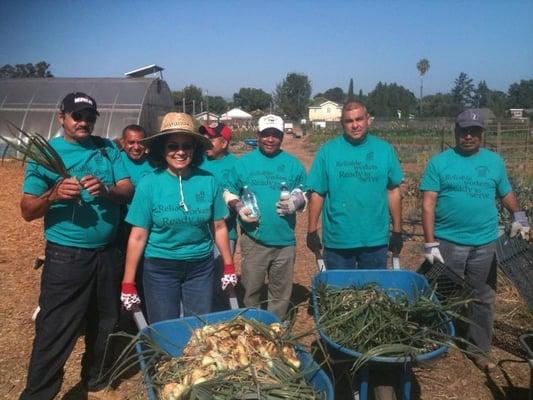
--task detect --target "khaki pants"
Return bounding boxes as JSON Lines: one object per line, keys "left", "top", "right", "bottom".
{"left": 240, "top": 234, "right": 295, "bottom": 320}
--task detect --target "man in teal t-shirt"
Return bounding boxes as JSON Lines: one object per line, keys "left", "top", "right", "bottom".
{"left": 420, "top": 109, "right": 529, "bottom": 371}
{"left": 19, "top": 92, "right": 133, "bottom": 400}
{"left": 199, "top": 123, "right": 239, "bottom": 310}
{"left": 306, "top": 101, "right": 404, "bottom": 270}
{"left": 119, "top": 124, "right": 156, "bottom": 186}
{"left": 224, "top": 115, "right": 307, "bottom": 319}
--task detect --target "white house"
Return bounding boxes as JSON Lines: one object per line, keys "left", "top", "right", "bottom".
{"left": 308, "top": 100, "right": 342, "bottom": 122}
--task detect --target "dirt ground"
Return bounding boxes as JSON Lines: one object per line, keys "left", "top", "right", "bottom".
{"left": 1, "top": 133, "right": 532, "bottom": 400}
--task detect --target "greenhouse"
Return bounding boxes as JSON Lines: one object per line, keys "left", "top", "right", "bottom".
{"left": 0, "top": 74, "right": 174, "bottom": 141}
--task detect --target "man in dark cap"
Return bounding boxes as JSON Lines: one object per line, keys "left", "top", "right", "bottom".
{"left": 19, "top": 92, "right": 133, "bottom": 399}
{"left": 420, "top": 109, "right": 529, "bottom": 371}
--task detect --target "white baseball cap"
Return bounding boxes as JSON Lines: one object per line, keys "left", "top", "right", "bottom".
{"left": 258, "top": 114, "right": 284, "bottom": 134}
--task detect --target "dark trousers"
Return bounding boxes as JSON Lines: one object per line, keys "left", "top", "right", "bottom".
{"left": 323, "top": 245, "right": 388, "bottom": 270}
{"left": 20, "top": 242, "right": 122, "bottom": 400}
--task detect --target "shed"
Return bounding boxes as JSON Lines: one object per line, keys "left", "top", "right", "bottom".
{"left": 0, "top": 76, "right": 174, "bottom": 141}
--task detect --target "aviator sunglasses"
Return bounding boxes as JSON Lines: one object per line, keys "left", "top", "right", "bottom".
{"left": 70, "top": 111, "right": 97, "bottom": 124}
{"left": 166, "top": 142, "right": 194, "bottom": 152}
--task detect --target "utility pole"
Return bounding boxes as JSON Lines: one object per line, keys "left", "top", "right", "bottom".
{"left": 182, "top": 98, "right": 185, "bottom": 113}
{"left": 193, "top": 100, "right": 196, "bottom": 115}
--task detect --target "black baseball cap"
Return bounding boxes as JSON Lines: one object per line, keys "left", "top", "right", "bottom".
{"left": 60, "top": 92, "right": 99, "bottom": 115}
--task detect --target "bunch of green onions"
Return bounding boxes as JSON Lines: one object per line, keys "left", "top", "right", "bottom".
{"left": 1, "top": 121, "right": 68, "bottom": 177}
{"left": 315, "top": 283, "right": 469, "bottom": 370}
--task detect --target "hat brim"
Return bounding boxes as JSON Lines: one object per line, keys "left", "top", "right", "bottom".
{"left": 259, "top": 127, "right": 284, "bottom": 136}
{"left": 70, "top": 105, "right": 100, "bottom": 116}
{"left": 142, "top": 129, "right": 213, "bottom": 149}
{"left": 457, "top": 121, "right": 484, "bottom": 129}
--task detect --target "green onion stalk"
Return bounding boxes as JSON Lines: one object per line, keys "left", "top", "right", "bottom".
{"left": 314, "top": 283, "right": 474, "bottom": 372}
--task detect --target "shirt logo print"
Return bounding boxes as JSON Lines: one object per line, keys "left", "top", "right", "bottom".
{"left": 196, "top": 191, "right": 206, "bottom": 202}
{"left": 277, "top": 164, "right": 286, "bottom": 172}
{"left": 476, "top": 166, "right": 489, "bottom": 177}
{"left": 366, "top": 152, "right": 374, "bottom": 161}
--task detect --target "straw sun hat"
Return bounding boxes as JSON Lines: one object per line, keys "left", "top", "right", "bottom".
{"left": 143, "top": 112, "right": 212, "bottom": 149}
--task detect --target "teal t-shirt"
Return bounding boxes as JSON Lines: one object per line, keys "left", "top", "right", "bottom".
{"left": 199, "top": 153, "right": 239, "bottom": 241}
{"left": 420, "top": 148, "right": 512, "bottom": 246}
{"left": 23, "top": 136, "right": 129, "bottom": 248}
{"left": 120, "top": 152, "right": 156, "bottom": 186}
{"left": 307, "top": 134, "right": 404, "bottom": 248}
{"left": 126, "top": 168, "right": 228, "bottom": 260}
{"left": 227, "top": 149, "right": 307, "bottom": 246}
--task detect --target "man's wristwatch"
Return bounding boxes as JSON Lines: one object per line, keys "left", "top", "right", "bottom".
{"left": 102, "top": 184, "right": 111, "bottom": 196}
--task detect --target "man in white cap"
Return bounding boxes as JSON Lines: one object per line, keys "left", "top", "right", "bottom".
{"left": 224, "top": 114, "right": 307, "bottom": 319}
{"left": 20, "top": 92, "right": 132, "bottom": 399}
{"left": 420, "top": 108, "right": 529, "bottom": 371}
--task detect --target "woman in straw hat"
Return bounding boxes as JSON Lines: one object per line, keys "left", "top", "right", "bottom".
{"left": 119, "top": 112, "right": 234, "bottom": 323}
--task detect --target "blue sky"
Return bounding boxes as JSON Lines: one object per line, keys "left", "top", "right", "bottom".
{"left": 1, "top": 0, "right": 532, "bottom": 99}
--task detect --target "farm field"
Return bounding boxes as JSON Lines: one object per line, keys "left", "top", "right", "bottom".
{"left": 1, "top": 132, "right": 532, "bottom": 400}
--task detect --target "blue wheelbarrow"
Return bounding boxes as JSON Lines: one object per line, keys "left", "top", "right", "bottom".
{"left": 135, "top": 308, "right": 334, "bottom": 400}
{"left": 311, "top": 270, "right": 455, "bottom": 400}
{"left": 243, "top": 138, "right": 258, "bottom": 148}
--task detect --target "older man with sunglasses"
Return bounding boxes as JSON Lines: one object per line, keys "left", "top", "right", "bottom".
{"left": 420, "top": 109, "right": 529, "bottom": 372}
{"left": 19, "top": 92, "right": 133, "bottom": 400}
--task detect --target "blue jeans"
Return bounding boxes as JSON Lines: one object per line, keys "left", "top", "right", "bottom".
{"left": 323, "top": 245, "right": 388, "bottom": 270}
{"left": 438, "top": 238, "right": 497, "bottom": 353}
{"left": 143, "top": 256, "right": 215, "bottom": 324}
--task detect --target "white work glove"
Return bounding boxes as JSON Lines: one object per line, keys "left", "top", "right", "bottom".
{"left": 276, "top": 188, "right": 307, "bottom": 216}
{"left": 510, "top": 211, "right": 530, "bottom": 240}
{"left": 234, "top": 201, "right": 259, "bottom": 223}
{"left": 424, "top": 242, "right": 445, "bottom": 264}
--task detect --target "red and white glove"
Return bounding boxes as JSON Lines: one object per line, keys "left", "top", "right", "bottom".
{"left": 221, "top": 263, "right": 237, "bottom": 290}
{"left": 121, "top": 282, "right": 141, "bottom": 311}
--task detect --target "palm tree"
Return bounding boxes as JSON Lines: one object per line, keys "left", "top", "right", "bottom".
{"left": 416, "top": 58, "right": 430, "bottom": 116}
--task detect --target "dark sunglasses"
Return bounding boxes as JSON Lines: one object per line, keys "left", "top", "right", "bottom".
{"left": 458, "top": 126, "right": 483, "bottom": 135}
{"left": 70, "top": 111, "right": 97, "bottom": 123}
{"left": 166, "top": 142, "right": 194, "bottom": 152}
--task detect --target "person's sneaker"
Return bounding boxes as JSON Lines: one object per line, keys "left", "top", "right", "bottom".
{"left": 470, "top": 355, "right": 497, "bottom": 372}
{"left": 87, "top": 388, "right": 122, "bottom": 400}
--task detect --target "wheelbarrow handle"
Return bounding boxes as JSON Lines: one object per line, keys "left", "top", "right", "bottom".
{"left": 314, "top": 250, "right": 326, "bottom": 272}
{"left": 226, "top": 285, "right": 240, "bottom": 310}
{"left": 131, "top": 305, "right": 148, "bottom": 331}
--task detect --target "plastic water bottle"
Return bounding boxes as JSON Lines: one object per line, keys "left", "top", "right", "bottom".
{"left": 279, "top": 182, "right": 291, "bottom": 201}
{"left": 241, "top": 186, "right": 260, "bottom": 218}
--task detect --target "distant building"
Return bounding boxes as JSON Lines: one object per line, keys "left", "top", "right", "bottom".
{"left": 195, "top": 111, "right": 220, "bottom": 123}
{"left": 308, "top": 99, "right": 342, "bottom": 122}
{"left": 509, "top": 109, "right": 524, "bottom": 119}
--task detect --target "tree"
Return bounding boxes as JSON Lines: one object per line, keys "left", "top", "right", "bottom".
{"left": 0, "top": 61, "right": 53, "bottom": 78}
{"left": 274, "top": 73, "right": 312, "bottom": 121}
{"left": 173, "top": 85, "right": 203, "bottom": 114}
{"left": 475, "top": 80, "right": 490, "bottom": 108}
{"left": 233, "top": 87, "right": 272, "bottom": 112}
{"left": 321, "top": 87, "right": 345, "bottom": 104}
{"left": 416, "top": 58, "right": 430, "bottom": 115}
{"left": 347, "top": 78, "right": 355, "bottom": 101}
{"left": 366, "top": 82, "right": 417, "bottom": 118}
{"left": 422, "top": 93, "right": 460, "bottom": 117}
{"left": 507, "top": 79, "right": 533, "bottom": 108}
{"left": 451, "top": 72, "right": 475, "bottom": 110}
{"left": 206, "top": 96, "right": 228, "bottom": 115}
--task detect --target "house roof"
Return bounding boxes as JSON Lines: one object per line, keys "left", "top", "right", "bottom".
{"left": 308, "top": 99, "right": 341, "bottom": 108}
